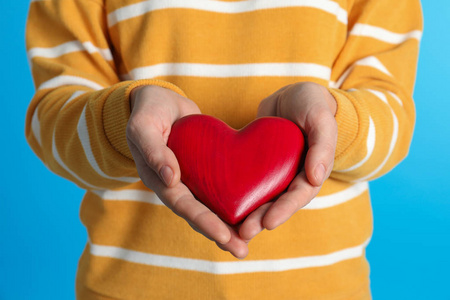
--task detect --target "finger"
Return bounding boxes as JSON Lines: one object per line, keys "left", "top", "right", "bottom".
{"left": 186, "top": 222, "right": 215, "bottom": 242}
{"left": 171, "top": 193, "right": 232, "bottom": 244}
{"left": 302, "top": 106, "right": 337, "bottom": 186}
{"left": 257, "top": 94, "right": 278, "bottom": 117}
{"left": 130, "top": 148, "right": 232, "bottom": 245}
{"left": 256, "top": 85, "right": 293, "bottom": 117}
{"left": 239, "top": 202, "right": 273, "bottom": 241}
{"left": 188, "top": 222, "right": 250, "bottom": 260}
{"left": 127, "top": 123, "right": 181, "bottom": 187}
{"left": 263, "top": 172, "right": 320, "bottom": 230}
{"left": 176, "top": 96, "right": 202, "bottom": 118}
{"left": 276, "top": 84, "right": 337, "bottom": 186}
{"left": 160, "top": 181, "right": 232, "bottom": 245}
{"left": 215, "top": 226, "right": 249, "bottom": 259}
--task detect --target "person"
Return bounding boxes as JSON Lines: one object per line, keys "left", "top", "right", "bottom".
{"left": 25, "top": 0, "right": 422, "bottom": 299}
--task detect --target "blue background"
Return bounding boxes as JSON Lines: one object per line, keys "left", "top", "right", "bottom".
{"left": 1, "top": 1, "right": 449, "bottom": 299}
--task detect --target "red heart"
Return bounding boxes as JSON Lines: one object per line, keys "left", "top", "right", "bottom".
{"left": 167, "top": 115, "right": 305, "bottom": 225}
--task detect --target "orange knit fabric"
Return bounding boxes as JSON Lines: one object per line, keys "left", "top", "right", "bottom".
{"left": 25, "top": 0, "right": 422, "bottom": 299}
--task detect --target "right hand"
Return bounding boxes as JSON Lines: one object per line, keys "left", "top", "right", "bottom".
{"left": 126, "top": 85, "right": 249, "bottom": 259}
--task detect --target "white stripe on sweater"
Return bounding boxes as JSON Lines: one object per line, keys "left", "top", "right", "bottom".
{"left": 77, "top": 106, "right": 141, "bottom": 184}
{"left": 387, "top": 91, "right": 403, "bottom": 106}
{"left": 89, "top": 238, "right": 370, "bottom": 274}
{"left": 92, "top": 182, "right": 367, "bottom": 210}
{"left": 37, "top": 75, "right": 104, "bottom": 91}
{"left": 108, "top": 0, "right": 347, "bottom": 27}
{"left": 303, "top": 181, "right": 368, "bottom": 209}
{"left": 31, "top": 109, "right": 42, "bottom": 147}
{"left": 337, "top": 118, "right": 376, "bottom": 173}
{"left": 31, "top": 91, "right": 86, "bottom": 148}
{"left": 356, "top": 56, "right": 391, "bottom": 76}
{"left": 50, "top": 91, "right": 100, "bottom": 190}
{"left": 330, "top": 56, "right": 391, "bottom": 88}
{"left": 52, "top": 133, "right": 99, "bottom": 190}
{"left": 61, "top": 91, "right": 86, "bottom": 109}
{"left": 28, "top": 41, "right": 113, "bottom": 61}
{"left": 356, "top": 89, "right": 399, "bottom": 182}
{"left": 128, "top": 62, "right": 331, "bottom": 80}
{"left": 350, "top": 23, "right": 422, "bottom": 44}
{"left": 92, "top": 189, "right": 164, "bottom": 205}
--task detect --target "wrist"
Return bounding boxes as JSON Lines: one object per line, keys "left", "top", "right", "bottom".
{"left": 127, "top": 79, "right": 188, "bottom": 113}
{"left": 129, "top": 85, "right": 171, "bottom": 112}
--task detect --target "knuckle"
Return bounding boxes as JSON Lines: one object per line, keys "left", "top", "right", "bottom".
{"left": 284, "top": 196, "right": 300, "bottom": 213}
{"left": 171, "top": 193, "right": 191, "bottom": 215}
{"left": 169, "top": 194, "right": 185, "bottom": 217}
{"left": 126, "top": 116, "right": 147, "bottom": 138}
{"left": 142, "top": 147, "right": 163, "bottom": 169}
{"left": 126, "top": 119, "right": 138, "bottom": 137}
{"left": 171, "top": 195, "right": 208, "bottom": 227}
{"left": 322, "top": 142, "right": 336, "bottom": 157}
{"left": 191, "top": 209, "right": 210, "bottom": 226}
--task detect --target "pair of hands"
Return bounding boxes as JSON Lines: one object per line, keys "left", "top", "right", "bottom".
{"left": 126, "top": 82, "right": 338, "bottom": 259}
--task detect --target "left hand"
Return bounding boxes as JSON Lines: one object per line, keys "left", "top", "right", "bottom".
{"left": 238, "top": 82, "right": 338, "bottom": 241}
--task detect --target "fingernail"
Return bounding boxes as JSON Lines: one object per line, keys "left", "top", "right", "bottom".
{"left": 315, "top": 164, "right": 326, "bottom": 184}
{"left": 159, "top": 166, "right": 173, "bottom": 187}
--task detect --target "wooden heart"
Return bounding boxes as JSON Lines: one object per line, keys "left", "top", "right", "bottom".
{"left": 167, "top": 115, "right": 305, "bottom": 225}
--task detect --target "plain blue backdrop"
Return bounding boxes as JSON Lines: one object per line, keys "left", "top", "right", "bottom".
{"left": 1, "top": 1, "right": 449, "bottom": 299}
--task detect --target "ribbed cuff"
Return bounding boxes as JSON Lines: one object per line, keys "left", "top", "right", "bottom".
{"left": 103, "top": 79, "right": 187, "bottom": 160}
{"left": 327, "top": 88, "right": 360, "bottom": 160}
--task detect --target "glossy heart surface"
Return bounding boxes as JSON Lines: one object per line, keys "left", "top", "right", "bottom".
{"left": 167, "top": 115, "right": 305, "bottom": 225}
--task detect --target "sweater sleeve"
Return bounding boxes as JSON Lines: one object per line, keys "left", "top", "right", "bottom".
{"left": 329, "top": 0, "right": 423, "bottom": 182}
{"left": 25, "top": 0, "right": 186, "bottom": 190}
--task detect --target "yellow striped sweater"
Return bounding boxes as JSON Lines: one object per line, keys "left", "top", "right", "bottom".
{"left": 25, "top": 0, "right": 422, "bottom": 299}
